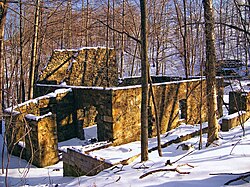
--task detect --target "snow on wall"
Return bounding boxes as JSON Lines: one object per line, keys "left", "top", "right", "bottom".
{"left": 4, "top": 88, "right": 72, "bottom": 117}
{"left": 25, "top": 112, "right": 53, "bottom": 121}
{"left": 223, "top": 111, "right": 246, "bottom": 120}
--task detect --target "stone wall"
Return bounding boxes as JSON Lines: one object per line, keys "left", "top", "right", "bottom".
{"left": 222, "top": 91, "right": 250, "bottom": 131}
{"left": 38, "top": 47, "right": 118, "bottom": 87}
{"left": 229, "top": 91, "right": 250, "bottom": 115}
{"left": 221, "top": 111, "right": 248, "bottom": 131}
{"left": 4, "top": 112, "right": 58, "bottom": 167}
{"left": 111, "top": 79, "right": 213, "bottom": 145}
{"left": 112, "top": 86, "right": 141, "bottom": 144}
{"left": 6, "top": 77, "right": 224, "bottom": 168}
{"left": 4, "top": 112, "right": 26, "bottom": 157}
{"left": 118, "top": 76, "right": 182, "bottom": 87}
{"left": 4, "top": 88, "right": 78, "bottom": 167}
{"left": 35, "top": 77, "right": 223, "bottom": 146}
{"left": 25, "top": 114, "right": 59, "bottom": 167}
{"left": 72, "top": 88, "right": 113, "bottom": 142}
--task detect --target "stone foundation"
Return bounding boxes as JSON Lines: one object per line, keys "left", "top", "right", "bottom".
{"left": 25, "top": 114, "right": 59, "bottom": 167}
{"left": 38, "top": 47, "right": 118, "bottom": 87}
{"left": 35, "top": 77, "right": 223, "bottom": 146}
{"left": 221, "top": 111, "right": 248, "bottom": 131}
{"left": 5, "top": 77, "right": 224, "bottom": 168}
{"left": 63, "top": 148, "right": 113, "bottom": 176}
{"left": 221, "top": 90, "right": 250, "bottom": 131}
{"left": 5, "top": 112, "right": 58, "bottom": 167}
{"left": 4, "top": 88, "right": 75, "bottom": 167}
{"left": 5, "top": 45, "right": 225, "bottom": 174}
{"left": 229, "top": 91, "right": 250, "bottom": 114}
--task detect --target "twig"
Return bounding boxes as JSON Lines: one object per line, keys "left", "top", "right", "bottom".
{"left": 115, "top": 176, "right": 121, "bottom": 182}
{"left": 176, "top": 163, "right": 195, "bottom": 168}
{"left": 113, "top": 166, "right": 124, "bottom": 174}
{"left": 132, "top": 161, "right": 155, "bottom": 170}
{"left": 139, "top": 164, "right": 193, "bottom": 179}
{"left": 97, "top": 19, "right": 141, "bottom": 44}
{"left": 139, "top": 168, "right": 190, "bottom": 179}
{"left": 230, "top": 139, "right": 241, "bottom": 155}
{"left": 170, "top": 150, "right": 195, "bottom": 165}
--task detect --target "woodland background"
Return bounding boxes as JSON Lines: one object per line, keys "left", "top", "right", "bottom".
{"left": 1, "top": 0, "right": 249, "bottom": 110}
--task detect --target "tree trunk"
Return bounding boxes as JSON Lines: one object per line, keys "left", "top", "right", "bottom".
{"left": 28, "top": 0, "right": 40, "bottom": 99}
{"left": 67, "top": 0, "right": 72, "bottom": 48}
{"left": 19, "top": 0, "right": 25, "bottom": 103}
{"left": 85, "top": 0, "right": 89, "bottom": 46}
{"left": 140, "top": 0, "right": 149, "bottom": 162}
{"left": 120, "top": 0, "right": 125, "bottom": 78}
{"left": 106, "top": 0, "right": 110, "bottom": 87}
{"left": 0, "top": 1, "right": 8, "bottom": 114}
{"left": 183, "top": 0, "right": 189, "bottom": 78}
{"left": 203, "top": 0, "right": 220, "bottom": 146}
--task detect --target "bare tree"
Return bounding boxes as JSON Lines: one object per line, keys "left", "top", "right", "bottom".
{"left": 19, "top": 0, "right": 25, "bottom": 103}
{"left": 28, "top": 0, "right": 41, "bottom": 99}
{"left": 120, "top": 0, "right": 125, "bottom": 78}
{"left": 140, "top": 0, "right": 149, "bottom": 162}
{"left": 0, "top": 0, "right": 8, "bottom": 116}
{"left": 203, "top": 0, "right": 220, "bottom": 146}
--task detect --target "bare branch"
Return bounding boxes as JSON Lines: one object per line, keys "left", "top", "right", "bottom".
{"left": 97, "top": 18, "right": 141, "bottom": 44}
{"left": 0, "top": 0, "right": 18, "bottom": 3}
{"left": 139, "top": 164, "right": 193, "bottom": 179}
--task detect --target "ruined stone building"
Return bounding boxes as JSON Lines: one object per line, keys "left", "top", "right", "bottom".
{"left": 5, "top": 47, "right": 226, "bottom": 173}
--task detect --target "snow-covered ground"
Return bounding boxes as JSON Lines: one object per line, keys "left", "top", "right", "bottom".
{"left": 1, "top": 80, "right": 250, "bottom": 187}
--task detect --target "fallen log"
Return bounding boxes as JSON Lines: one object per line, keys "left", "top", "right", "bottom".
{"left": 139, "top": 164, "right": 193, "bottom": 179}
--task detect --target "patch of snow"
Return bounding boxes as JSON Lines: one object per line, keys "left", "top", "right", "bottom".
{"left": 25, "top": 112, "right": 53, "bottom": 121}
{"left": 4, "top": 108, "right": 20, "bottom": 115}
{"left": 36, "top": 77, "right": 206, "bottom": 91}
{"left": 60, "top": 82, "right": 67, "bottom": 86}
{"left": 54, "top": 46, "right": 113, "bottom": 53}
{"left": 54, "top": 88, "right": 72, "bottom": 95}
{"left": 36, "top": 83, "right": 114, "bottom": 90}
{"left": 2, "top": 118, "right": 250, "bottom": 187}
{"left": 67, "top": 61, "right": 74, "bottom": 72}
{"left": 54, "top": 49, "right": 78, "bottom": 52}
{"left": 84, "top": 125, "right": 97, "bottom": 139}
{"left": 223, "top": 111, "right": 246, "bottom": 120}
{"left": 4, "top": 88, "right": 72, "bottom": 115}
{"left": 18, "top": 141, "right": 25, "bottom": 148}
{"left": 59, "top": 139, "right": 110, "bottom": 154}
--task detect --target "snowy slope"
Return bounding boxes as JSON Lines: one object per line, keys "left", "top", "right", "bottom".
{"left": 1, "top": 80, "right": 250, "bottom": 187}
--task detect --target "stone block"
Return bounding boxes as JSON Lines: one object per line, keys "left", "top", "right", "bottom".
{"left": 229, "top": 91, "right": 249, "bottom": 114}
{"left": 63, "top": 148, "right": 113, "bottom": 177}
{"left": 103, "top": 116, "right": 113, "bottom": 123}
{"left": 221, "top": 111, "right": 248, "bottom": 131}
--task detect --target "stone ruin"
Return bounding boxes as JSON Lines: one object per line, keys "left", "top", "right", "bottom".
{"left": 38, "top": 47, "right": 117, "bottom": 87}
{"left": 221, "top": 90, "right": 250, "bottom": 131}
{"left": 7, "top": 47, "right": 246, "bottom": 176}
